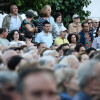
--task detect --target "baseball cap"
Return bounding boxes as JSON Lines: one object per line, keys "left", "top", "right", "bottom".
{"left": 60, "top": 26, "right": 67, "bottom": 32}
{"left": 72, "top": 14, "right": 80, "bottom": 19}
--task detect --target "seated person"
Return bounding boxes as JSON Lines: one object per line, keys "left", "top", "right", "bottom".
{"left": 54, "top": 27, "right": 69, "bottom": 46}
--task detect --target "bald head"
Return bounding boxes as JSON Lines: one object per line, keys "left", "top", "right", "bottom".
{"left": 44, "top": 5, "right": 51, "bottom": 17}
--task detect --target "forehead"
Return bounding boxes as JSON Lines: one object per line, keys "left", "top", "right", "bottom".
{"left": 71, "top": 35, "right": 76, "bottom": 37}
{"left": 12, "top": 5, "right": 17, "bottom": 9}
{"left": 46, "top": 6, "right": 51, "bottom": 10}
{"left": 44, "top": 24, "right": 50, "bottom": 26}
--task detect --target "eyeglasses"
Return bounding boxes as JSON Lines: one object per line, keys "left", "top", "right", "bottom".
{"left": 88, "top": 22, "right": 93, "bottom": 24}
{"left": 94, "top": 22, "right": 99, "bottom": 24}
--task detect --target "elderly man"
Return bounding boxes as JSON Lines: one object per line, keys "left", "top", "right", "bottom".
{"left": 17, "top": 67, "right": 58, "bottom": 100}
{"left": 35, "top": 21, "right": 53, "bottom": 48}
{"left": 54, "top": 27, "right": 69, "bottom": 46}
{"left": 68, "top": 14, "right": 82, "bottom": 34}
{"left": 93, "top": 18, "right": 99, "bottom": 33}
{"left": 73, "top": 60, "right": 100, "bottom": 100}
{"left": 77, "top": 22, "right": 93, "bottom": 49}
{"left": 2, "top": 4, "right": 23, "bottom": 41}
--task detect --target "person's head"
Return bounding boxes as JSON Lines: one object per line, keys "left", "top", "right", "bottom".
{"left": 7, "top": 55, "right": 26, "bottom": 71}
{"left": 40, "top": 8, "right": 48, "bottom": 18}
{"left": 85, "top": 19, "right": 93, "bottom": 30}
{"left": 75, "top": 44, "right": 85, "bottom": 54}
{"left": 10, "top": 30, "right": 20, "bottom": 40}
{"left": 55, "top": 68, "right": 79, "bottom": 97}
{"left": 60, "top": 27, "right": 67, "bottom": 39}
{"left": 37, "top": 43, "right": 46, "bottom": 54}
{"left": 26, "top": 9, "right": 34, "bottom": 19}
{"left": 78, "top": 60, "right": 100, "bottom": 94}
{"left": 85, "top": 47, "right": 96, "bottom": 56}
{"left": 25, "top": 33, "right": 32, "bottom": 42}
{"left": 17, "top": 67, "right": 58, "bottom": 100}
{"left": 0, "top": 70, "right": 18, "bottom": 100}
{"left": 39, "top": 56, "right": 56, "bottom": 68}
{"left": 43, "top": 21, "right": 51, "bottom": 33}
{"left": 59, "top": 55, "right": 79, "bottom": 69}
{"left": 72, "top": 14, "right": 80, "bottom": 23}
{"left": 93, "top": 18, "right": 99, "bottom": 29}
{"left": 10, "top": 5, "right": 18, "bottom": 15}
{"left": 0, "top": 27, "right": 8, "bottom": 38}
{"left": 67, "top": 33, "right": 78, "bottom": 44}
{"left": 51, "top": 45, "right": 58, "bottom": 50}
{"left": 44, "top": 5, "right": 51, "bottom": 17}
{"left": 2, "top": 49, "right": 18, "bottom": 67}
{"left": 95, "top": 25, "right": 100, "bottom": 37}
{"left": 81, "top": 22, "right": 89, "bottom": 32}
{"left": 54, "top": 12, "right": 62, "bottom": 24}
{"left": 65, "top": 49, "right": 78, "bottom": 56}
{"left": 77, "top": 52, "right": 89, "bottom": 63}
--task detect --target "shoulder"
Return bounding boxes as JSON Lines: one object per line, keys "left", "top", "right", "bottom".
{"left": 69, "top": 23, "right": 74, "bottom": 26}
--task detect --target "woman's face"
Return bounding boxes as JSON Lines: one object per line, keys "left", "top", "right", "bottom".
{"left": 13, "top": 31, "right": 19, "bottom": 40}
{"left": 56, "top": 15, "right": 62, "bottom": 24}
{"left": 71, "top": 35, "right": 76, "bottom": 43}
{"left": 97, "top": 30, "right": 100, "bottom": 36}
{"left": 81, "top": 54, "right": 89, "bottom": 63}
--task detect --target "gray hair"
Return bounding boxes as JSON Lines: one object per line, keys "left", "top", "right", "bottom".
{"left": 78, "top": 59, "right": 99, "bottom": 89}
{"left": 26, "top": 9, "right": 35, "bottom": 18}
{"left": 0, "top": 70, "right": 18, "bottom": 88}
{"left": 44, "top": 5, "right": 51, "bottom": 9}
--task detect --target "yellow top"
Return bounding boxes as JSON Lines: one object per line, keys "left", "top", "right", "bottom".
{"left": 54, "top": 37, "right": 69, "bottom": 46}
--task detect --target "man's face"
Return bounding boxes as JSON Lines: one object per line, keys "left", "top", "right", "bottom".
{"left": 60, "top": 31, "right": 67, "bottom": 39}
{"left": 21, "top": 73, "right": 57, "bottom": 100}
{"left": 82, "top": 23, "right": 89, "bottom": 32}
{"left": 38, "top": 43, "right": 46, "bottom": 53}
{"left": 11, "top": 5, "right": 18, "bottom": 15}
{"left": 79, "top": 46, "right": 85, "bottom": 54}
{"left": 45, "top": 6, "right": 51, "bottom": 17}
{"left": 73, "top": 17, "right": 80, "bottom": 23}
{"left": 43, "top": 24, "right": 51, "bottom": 33}
{"left": 3, "top": 29, "right": 8, "bottom": 38}
{"left": 93, "top": 20, "right": 99, "bottom": 29}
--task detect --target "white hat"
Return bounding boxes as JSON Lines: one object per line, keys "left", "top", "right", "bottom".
{"left": 60, "top": 26, "right": 67, "bottom": 32}
{"left": 72, "top": 14, "right": 80, "bottom": 19}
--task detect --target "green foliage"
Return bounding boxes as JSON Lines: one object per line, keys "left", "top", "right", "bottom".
{"left": 1, "top": 0, "right": 91, "bottom": 27}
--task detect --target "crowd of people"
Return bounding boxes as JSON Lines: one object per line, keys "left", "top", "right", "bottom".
{"left": 0, "top": 4, "right": 100, "bottom": 100}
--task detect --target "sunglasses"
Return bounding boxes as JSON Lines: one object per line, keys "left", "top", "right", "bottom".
{"left": 88, "top": 22, "right": 93, "bottom": 24}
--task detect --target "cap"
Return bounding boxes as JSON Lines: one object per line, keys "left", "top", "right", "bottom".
{"left": 72, "top": 14, "right": 80, "bottom": 19}
{"left": 60, "top": 26, "right": 67, "bottom": 32}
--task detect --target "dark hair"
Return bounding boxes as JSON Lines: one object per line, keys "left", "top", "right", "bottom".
{"left": 81, "top": 22, "right": 88, "bottom": 28}
{"left": 42, "top": 21, "right": 50, "bottom": 26}
{"left": 85, "top": 19, "right": 93, "bottom": 23}
{"left": 54, "top": 12, "right": 62, "bottom": 22}
{"left": 95, "top": 22, "right": 100, "bottom": 37}
{"left": 0, "top": 27, "right": 7, "bottom": 34}
{"left": 25, "top": 33, "right": 32, "bottom": 39}
{"left": 75, "top": 44, "right": 85, "bottom": 52}
{"left": 17, "top": 67, "right": 55, "bottom": 93}
{"left": 67, "top": 33, "right": 78, "bottom": 43}
{"left": 37, "top": 43, "right": 45, "bottom": 48}
{"left": 8, "top": 55, "right": 24, "bottom": 70}
{"left": 40, "top": 8, "right": 48, "bottom": 17}
{"left": 26, "top": 10, "right": 34, "bottom": 18}
{"left": 85, "top": 47, "right": 96, "bottom": 55}
{"left": 65, "top": 49, "right": 77, "bottom": 56}
{"left": 10, "top": 30, "right": 20, "bottom": 39}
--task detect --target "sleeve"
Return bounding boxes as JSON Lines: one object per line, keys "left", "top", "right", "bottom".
{"left": 54, "top": 38, "right": 60, "bottom": 45}
{"left": 35, "top": 34, "right": 41, "bottom": 43}
{"left": 2, "top": 16, "right": 7, "bottom": 28}
{"left": 92, "top": 38, "right": 97, "bottom": 49}
{"left": 77, "top": 34, "right": 81, "bottom": 44}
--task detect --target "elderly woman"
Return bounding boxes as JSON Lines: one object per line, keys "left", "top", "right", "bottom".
{"left": 55, "top": 68, "right": 79, "bottom": 100}
{"left": 21, "top": 9, "right": 36, "bottom": 35}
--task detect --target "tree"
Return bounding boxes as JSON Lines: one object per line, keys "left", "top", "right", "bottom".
{"left": 1, "top": 0, "right": 91, "bottom": 27}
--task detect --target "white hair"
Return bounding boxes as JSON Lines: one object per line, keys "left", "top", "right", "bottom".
{"left": 59, "top": 55, "right": 79, "bottom": 69}
{"left": 92, "top": 17, "right": 99, "bottom": 22}
{"left": 43, "top": 50, "right": 58, "bottom": 56}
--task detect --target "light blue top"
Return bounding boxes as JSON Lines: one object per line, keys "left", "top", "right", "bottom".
{"left": 92, "top": 36, "right": 100, "bottom": 49}
{"left": 9, "top": 15, "right": 21, "bottom": 32}
{"left": 35, "top": 31, "right": 53, "bottom": 48}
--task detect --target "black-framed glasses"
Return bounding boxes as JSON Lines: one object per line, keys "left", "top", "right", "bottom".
{"left": 88, "top": 22, "right": 93, "bottom": 24}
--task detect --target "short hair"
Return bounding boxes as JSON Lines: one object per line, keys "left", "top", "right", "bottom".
{"left": 42, "top": 21, "right": 50, "bottom": 26}
{"left": 40, "top": 8, "right": 48, "bottom": 17}
{"left": 67, "top": 33, "right": 78, "bottom": 43}
{"left": 75, "top": 44, "right": 85, "bottom": 52}
{"left": 85, "top": 47, "right": 96, "bottom": 55}
{"left": 37, "top": 42, "right": 45, "bottom": 48}
{"left": 7, "top": 55, "right": 24, "bottom": 71}
{"left": 10, "top": 4, "right": 17, "bottom": 13}
{"left": 0, "top": 27, "right": 7, "bottom": 34}
{"left": 25, "top": 33, "right": 32, "bottom": 39}
{"left": 65, "top": 49, "right": 77, "bottom": 56}
{"left": 26, "top": 9, "right": 34, "bottom": 18}
{"left": 81, "top": 22, "right": 88, "bottom": 28}
{"left": 44, "top": 5, "right": 51, "bottom": 9}
{"left": 17, "top": 67, "right": 55, "bottom": 93}
{"left": 78, "top": 60, "right": 99, "bottom": 89}
{"left": 54, "top": 12, "right": 62, "bottom": 22}
{"left": 85, "top": 19, "right": 93, "bottom": 23}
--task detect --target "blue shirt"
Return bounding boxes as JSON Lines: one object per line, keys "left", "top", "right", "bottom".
{"left": 9, "top": 15, "right": 21, "bottom": 32}
{"left": 73, "top": 91, "right": 92, "bottom": 100}
{"left": 61, "top": 93, "right": 72, "bottom": 100}
{"left": 35, "top": 31, "right": 53, "bottom": 48}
